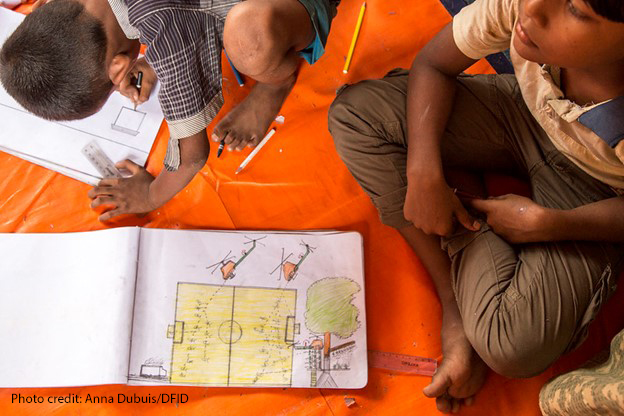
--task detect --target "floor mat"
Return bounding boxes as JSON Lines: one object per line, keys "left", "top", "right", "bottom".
{"left": 1, "top": 1, "right": 622, "bottom": 415}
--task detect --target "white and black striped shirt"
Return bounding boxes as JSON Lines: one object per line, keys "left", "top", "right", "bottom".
{"left": 109, "top": 0, "right": 240, "bottom": 169}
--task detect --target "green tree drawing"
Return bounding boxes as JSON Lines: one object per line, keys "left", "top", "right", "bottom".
{"left": 305, "top": 277, "right": 361, "bottom": 384}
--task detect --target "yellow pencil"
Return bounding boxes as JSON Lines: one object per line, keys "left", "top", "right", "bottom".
{"left": 343, "top": 1, "right": 367, "bottom": 74}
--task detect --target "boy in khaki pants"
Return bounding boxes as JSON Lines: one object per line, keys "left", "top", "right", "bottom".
{"left": 330, "top": 0, "right": 624, "bottom": 412}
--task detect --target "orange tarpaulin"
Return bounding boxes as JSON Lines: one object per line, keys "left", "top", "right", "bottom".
{"left": 1, "top": 0, "right": 623, "bottom": 415}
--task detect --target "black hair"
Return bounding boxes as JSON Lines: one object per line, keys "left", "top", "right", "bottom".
{"left": 0, "top": 0, "right": 112, "bottom": 121}
{"left": 585, "top": 0, "right": 624, "bottom": 23}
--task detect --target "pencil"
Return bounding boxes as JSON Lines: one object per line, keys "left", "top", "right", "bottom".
{"left": 217, "top": 139, "right": 225, "bottom": 158}
{"left": 225, "top": 51, "right": 245, "bottom": 87}
{"left": 133, "top": 71, "right": 143, "bottom": 110}
{"left": 235, "top": 128, "right": 276, "bottom": 174}
{"left": 343, "top": 2, "right": 366, "bottom": 74}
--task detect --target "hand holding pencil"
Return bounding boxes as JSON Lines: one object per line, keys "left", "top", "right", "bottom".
{"left": 118, "top": 58, "right": 157, "bottom": 109}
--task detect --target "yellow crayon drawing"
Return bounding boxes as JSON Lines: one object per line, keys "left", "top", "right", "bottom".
{"left": 167, "top": 283, "right": 299, "bottom": 386}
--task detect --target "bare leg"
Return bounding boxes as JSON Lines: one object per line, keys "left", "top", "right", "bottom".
{"left": 214, "top": 0, "right": 315, "bottom": 151}
{"left": 399, "top": 226, "right": 488, "bottom": 414}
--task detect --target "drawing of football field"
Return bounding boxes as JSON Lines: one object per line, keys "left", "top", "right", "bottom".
{"left": 167, "top": 283, "right": 299, "bottom": 386}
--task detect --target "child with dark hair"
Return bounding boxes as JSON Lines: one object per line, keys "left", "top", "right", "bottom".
{"left": 0, "top": 0, "right": 338, "bottom": 220}
{"left": 329, "top": 0, "right": 624, "bottom": 412}
{"left": 1, "top": 1, "right": 113, "bottom": 120}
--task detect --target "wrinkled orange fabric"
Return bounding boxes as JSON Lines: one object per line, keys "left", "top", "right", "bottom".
{"left": 1, "top": 1, "right": 622, "bottom": 415}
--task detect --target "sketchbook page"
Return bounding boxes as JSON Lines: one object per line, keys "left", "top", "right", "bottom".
{"left": 0, "top": 8, "right": 164, "bottom": 185}
{"left": 129, "top": 229, "right": 367, "bottom": 389}
{"left": 0, "top": 227, "right": 140, "bottom": 387}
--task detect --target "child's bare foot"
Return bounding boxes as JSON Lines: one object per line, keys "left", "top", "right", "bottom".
{"left": 423, "top": 311, "right": 488, "bottom": 413}
{"left": 212, "top": 79, "right": 294, "bottom": 151}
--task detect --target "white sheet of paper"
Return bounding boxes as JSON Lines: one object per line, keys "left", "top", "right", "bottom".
{"left": 0, "top": 8, "right": 164, "bottom": 185}
{"left": 129, "top": 229, "right": 367, "bottom": 389}
{"left": 0, "top": 228, "right": 140, "bottom": 387}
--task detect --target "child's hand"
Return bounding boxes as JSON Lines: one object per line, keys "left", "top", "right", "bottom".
{"left": 88, "top": 160, "right": 157, "bottom": 221}
{"left": 470, "top": 194, "right": 549, "bottom": 243}
{"left": 404, "top": 178, "right": 480, "bottom": 236}
{"left": 118, "top": 58, "right": 157, "bottom": 108}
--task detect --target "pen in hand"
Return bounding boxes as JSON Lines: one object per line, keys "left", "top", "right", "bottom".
{"left": 133, "top": 71, "right": 143, "bottom": 110}
{"left": 217, "top": 139, "right": 225, "bottom": 158}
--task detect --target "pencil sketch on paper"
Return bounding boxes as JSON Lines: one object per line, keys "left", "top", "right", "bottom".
{"left": 165, "top": 282, "right": 300, "bottom": 386}
{"left": 111, "top": 106, "right": 147, "bottom": 136}
{"left": 129, "top": 357, "right": 168, "bottom": 381}
{"left": 207, "top": 236, "right": 266, "bottom": 280}
{"left": 270, "top": 241, "right": 315, "bottom": 282}
{"left": 301, "top": 277, "right": 361, "bottom": 388}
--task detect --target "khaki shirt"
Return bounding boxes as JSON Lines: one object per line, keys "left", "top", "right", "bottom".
{"left": 453, "top": 0, "right": 624, "bottom": 193}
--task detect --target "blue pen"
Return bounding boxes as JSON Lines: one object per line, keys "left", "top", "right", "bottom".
{"left": 225, "top": 51, "right": 244, "bottom": 87}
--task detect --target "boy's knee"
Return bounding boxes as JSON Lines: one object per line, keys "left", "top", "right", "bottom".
{"left": 328, "top": 82, "right": 374, "bottom": 154}
{"left": 329, "top": 78, "right": 406, "bottom": 162}
{"left": 482, "top": 350, "right": 552, "bottom": 378}
{"left": 328, "top": 85, "right": 356, "bottom": 132}
{"left": 328, "top": 81, "right": 385, "bottom": 136}
{"left": 224, "top": 2, "right": 281, "bottom": 76}
{"left": 465, "top": 322, "right": 559, "bottom": 378}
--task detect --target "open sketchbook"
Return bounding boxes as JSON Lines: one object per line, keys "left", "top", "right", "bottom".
{"left": 0, "top": 8, "right": 164, "bottom": 185}
{"left": 0, "top": 228, "right": 367, "bottom": 388}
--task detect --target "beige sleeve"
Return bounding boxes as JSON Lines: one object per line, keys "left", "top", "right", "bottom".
{"left": 452, "top": 0, "right": 517, "bottom": 60}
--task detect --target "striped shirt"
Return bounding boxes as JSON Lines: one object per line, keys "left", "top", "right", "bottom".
{"left": 108, "top": 0, "right": 240, "bottom": 170}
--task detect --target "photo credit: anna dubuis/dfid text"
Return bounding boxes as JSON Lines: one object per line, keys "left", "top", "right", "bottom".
{"left": 11, "top": 393, "right": 189, "bottom": 405}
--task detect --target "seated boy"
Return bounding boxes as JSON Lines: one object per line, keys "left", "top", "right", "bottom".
{"left": 0, "top": 0, "right": 337, "bottom": 220}
{"left": 329, "top": 0, "right": 624, "bottom": 412}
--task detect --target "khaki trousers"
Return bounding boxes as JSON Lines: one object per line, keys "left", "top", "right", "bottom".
{"left": 328, "top": 69, "right": 624, "bottom": 377}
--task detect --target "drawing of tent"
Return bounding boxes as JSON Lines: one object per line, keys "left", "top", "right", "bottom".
{"left": 316, "top": 370, "right": 338, "bottom": 388}
{"left": 166, "top": 283, "right": 300, "bottom": 386}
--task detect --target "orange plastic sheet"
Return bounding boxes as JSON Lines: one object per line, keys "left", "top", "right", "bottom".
{"left": 1, "top": 1, "right": 623, "bottom": 415}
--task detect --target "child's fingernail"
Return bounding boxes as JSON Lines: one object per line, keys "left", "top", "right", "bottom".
{"left": 473, "top": 221, "right": 480, "bottom": 229}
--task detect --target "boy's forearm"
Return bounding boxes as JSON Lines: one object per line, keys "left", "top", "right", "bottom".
{"left": 544, "top": 197, "right": 624, "bottom": 242}
{"left": 406, "top": 57, "right": 456, "bottom": 181}
{"left": 148, "top": 160, "right": 204, "bottom": 208}
{"left": 405, "top": 23, "right": 476, "bottom": 183}
{"left": 148, "top": 130, "right": 209, "bottom": 209}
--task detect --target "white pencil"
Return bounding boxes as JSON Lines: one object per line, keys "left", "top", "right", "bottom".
{"left": 235, "top": 128, "right": 277, "bottom": 174}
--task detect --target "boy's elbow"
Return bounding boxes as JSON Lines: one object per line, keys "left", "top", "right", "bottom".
{"left": 183, "top": 152, "right": 208, "bottom": 173}
{"left": 177, "top": 132, "right": 210, "bottom": 173}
